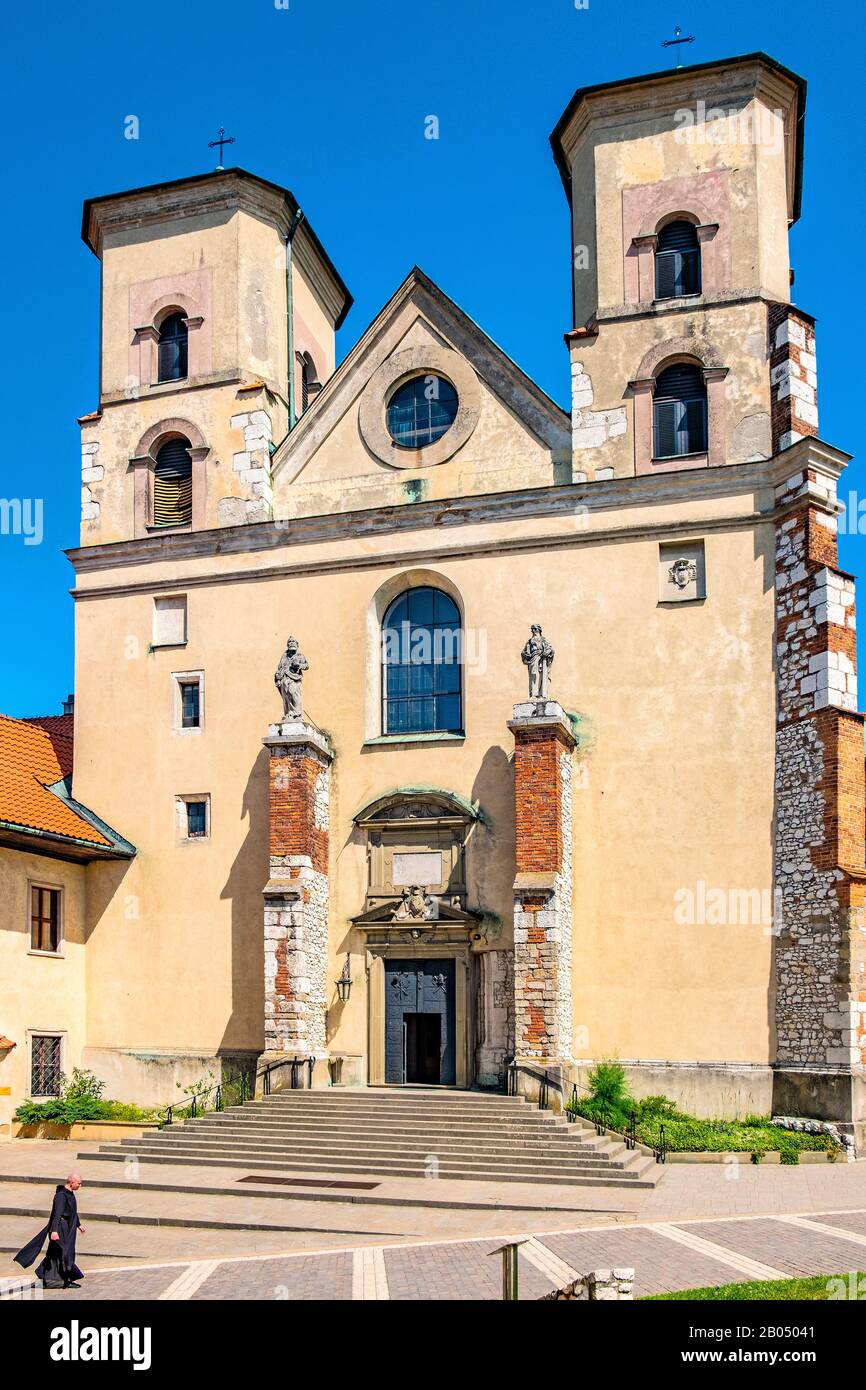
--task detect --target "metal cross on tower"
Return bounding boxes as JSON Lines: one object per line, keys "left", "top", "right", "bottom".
{"left": 208, "top": 127, "right": 236, "bottom": 170}
{"left": 661, "top": 25, "right": 695, "bottom": 69}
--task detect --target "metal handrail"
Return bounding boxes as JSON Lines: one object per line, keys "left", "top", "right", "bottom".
{"left": 565, "top": 1082, "right": 667, "bottom": 1164}
{"left": 160, "top": 1055, "right": 316, "bottom": 1127}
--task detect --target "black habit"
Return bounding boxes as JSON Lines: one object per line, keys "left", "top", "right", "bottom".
{"left": 14, "top": 1184, "right": 83, "bottom": 1287}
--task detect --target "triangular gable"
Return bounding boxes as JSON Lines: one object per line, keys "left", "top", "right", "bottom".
{"left": 271, "top": 267, "right": 570, "bottom": 501}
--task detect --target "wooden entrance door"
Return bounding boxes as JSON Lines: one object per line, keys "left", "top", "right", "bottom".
{"left": 384, "top": 958, "right": 456, "bottom": 1085}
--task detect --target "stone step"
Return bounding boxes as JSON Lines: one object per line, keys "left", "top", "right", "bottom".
{"left": 178, "top": 1119, "right": 592, "bottom": 1145}
{"left": 256, "top": 1099, "right": 541, "bottom": 1117}
{"left": 168, "top": 1124, "right": 616, "bottom": 1158}
{"left": 105, "top": 1137, "right": 640, "bottom": 1176}
{"left": 83, "top": 1146, "right": 658, "bottom": 1188}
{"left": 127, "top": 1140, "right": 626, "bottom": 1171}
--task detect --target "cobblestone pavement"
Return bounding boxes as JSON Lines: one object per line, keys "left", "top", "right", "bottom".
{"left": 4, "top": 1140, "right": 866, "bottom": 1299}
{"left": 3, "top": 1207, "right": 866, "bottom": 1301}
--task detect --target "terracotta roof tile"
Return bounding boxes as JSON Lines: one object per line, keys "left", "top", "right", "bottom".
{"left": 0, "top": 714, "right": 110, "bottom": 848}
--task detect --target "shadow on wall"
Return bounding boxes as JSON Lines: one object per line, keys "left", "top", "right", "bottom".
{"left": 219, "top": 743, "right": 270, "bottom": 1063}
{"left": 471, "top": 744, "right": 514, "bottom": 930}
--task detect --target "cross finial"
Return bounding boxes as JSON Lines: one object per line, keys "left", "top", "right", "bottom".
{"left": 208, "top": 126, "right": 235, "bottom": 171}
{"left": 661, "top": 24, "right": 695, "bottom": 70}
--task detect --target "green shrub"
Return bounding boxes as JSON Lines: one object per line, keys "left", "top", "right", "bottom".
{"left": 751, "top": 1150, "right": 764, "bottom": 1164}
{"left": 14, "top": 1074, "right": 157, "bottom": 1126}
{"left": 586, "top": 1060, "right": 632, "bottom": 1111}
{"left": 62, "top": 1067, "right": 106, "bottom": 1103}
{"left": 780, "top": 1144, "right": 800, "bottom": 1165}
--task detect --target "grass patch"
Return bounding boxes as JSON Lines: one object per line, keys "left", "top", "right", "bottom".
{"left": 645, "top": 1272, "right": 866, "bottom": 1301}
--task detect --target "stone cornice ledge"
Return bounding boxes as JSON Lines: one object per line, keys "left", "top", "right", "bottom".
{"left": 68, "top": 440, "right": 852, "bottom": 592}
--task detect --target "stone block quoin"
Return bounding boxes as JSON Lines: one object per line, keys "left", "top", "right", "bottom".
{"left": 769, "top": 303, "right": 818, "bottom": 454}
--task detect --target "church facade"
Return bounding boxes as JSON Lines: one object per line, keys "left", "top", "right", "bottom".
{"left": 3, "top": 52, "right": 866, "bottom": 1147}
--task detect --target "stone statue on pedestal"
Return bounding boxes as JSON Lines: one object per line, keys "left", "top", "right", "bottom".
{"left": 275, "top": 636, "right": 309, "bottom": 721}
{"left": 521, "top": 624, "right": 554, "bottom": 700}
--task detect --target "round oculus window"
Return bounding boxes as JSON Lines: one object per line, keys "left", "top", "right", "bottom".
{"left": 386, "top": 375, "right": 458, "bottom": 450}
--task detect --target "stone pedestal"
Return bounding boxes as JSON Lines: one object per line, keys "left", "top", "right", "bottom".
{"left": 262, "top": 720, "right": 333, "bottom": 1059}
{"left": 507, "top": 700, "right": 577, "bottom": 1106}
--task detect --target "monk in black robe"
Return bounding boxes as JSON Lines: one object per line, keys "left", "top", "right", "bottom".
{"left": 14, "top": 1174, "right": 85, "bottom": 1289}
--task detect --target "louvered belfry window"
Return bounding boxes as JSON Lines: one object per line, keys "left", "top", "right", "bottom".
{"left": 152, "top": 437, "right": 193, "bottom": 527}
{"left": 653, "top": 363, "right": 708, "bottom": 459}
{"left": 157, "top": 313, "right": 188, "bottom": 382}
{"left": 655, "top": 220, "right": 701, "bottom": 299}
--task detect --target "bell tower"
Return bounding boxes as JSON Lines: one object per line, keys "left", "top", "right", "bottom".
{"left": 78, "top": 168, "right": 351, "bottom": 544}
{"left": 549, "top": 53, "right": 807, "bottom": 481}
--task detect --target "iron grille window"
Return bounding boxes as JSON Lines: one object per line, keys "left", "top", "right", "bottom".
{"left": 30, "top": 886, "right": 60, "bottom": 952}
{"left": 157, "top": 313, "right": 188, "bottom": 382}
{"left": 653, "top": 363, "right": 708, "bottom": 458}
{"left": 31, "top": 1035, "right": 62, "bottom": 1096}
{"left": 180, "top": 682, "right": 200, "bottom": 729}
{"left": 655, "top": 220, "right": 701, "bottom": 299}
{"left": 186, "top": 800, "right": 207, "bottom": 838}
{"left": 382, "top": 587, "right": 462, "bottom": 735}
{"left": 152, "top": 437, "right": 192, "bottom": 528}
{"left": 386, "top": 375, "right": 458, "bottom": 449}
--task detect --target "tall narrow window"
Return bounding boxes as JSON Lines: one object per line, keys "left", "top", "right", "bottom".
{"left": 300, "top": 353, "right": 321, "bottom": 413}
{"left": 152, "top": 437, "right": 192, "bottom": 528}
{"left": 180, "top": 681, "right": 200, "bottom": 729}
{"left": 30, "top": 886, "right": 61, "bottom": 953}
{"left": 31, "top": 1035, "right": 62, "bottom": 1096}
{"left": 653, "top": 363, "right": 708, "bottom": 459}
{"left": 655, "top": 220, "right": 701, "bottom": 299}
{"left": 382, "top": 587, "right": 462, "bottom": 735}
{"left": 157, "top": 313, "right": 188, "bottom": 382}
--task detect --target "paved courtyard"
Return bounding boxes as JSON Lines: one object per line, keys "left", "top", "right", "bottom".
{"left": 4, "top": 1207, "right": 866, "bottom": 1301}
{"left": 2, "top": 1141, "right": 866, "bottom": 1298}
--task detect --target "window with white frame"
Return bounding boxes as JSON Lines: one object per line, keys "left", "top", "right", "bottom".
{"left": 30, "top": 1034, "right": 63, "bottom": 1096}
{"left": 172, "top": 670, "right": 204, "bottom": 732}
{"left": 176, "top": 794, "right": 210, "bottom": 841}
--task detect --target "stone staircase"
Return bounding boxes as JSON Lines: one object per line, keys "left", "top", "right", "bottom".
{"left": 81, "top": 1089, "right": 660, "bottom": 1189}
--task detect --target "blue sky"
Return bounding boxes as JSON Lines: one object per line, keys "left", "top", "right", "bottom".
{"left": 1, "top": 0, "right": 863, "bottom": 715}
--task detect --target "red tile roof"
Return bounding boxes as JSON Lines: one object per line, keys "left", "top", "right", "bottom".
{"left": 0, "top": 714, "right": 111, "bottom": 848}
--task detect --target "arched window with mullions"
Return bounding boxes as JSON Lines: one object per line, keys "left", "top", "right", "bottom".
{"left": 655, "top": 220, "right": 701, "bottom": 300}
{"left": 382, "top": 587, "right": 462, "bottom": 735}
{"left": 157, "top": 313, "right": 189, "bottom": 382}
{"left": 653, "top": 363, "right": 708, "bottom": 459}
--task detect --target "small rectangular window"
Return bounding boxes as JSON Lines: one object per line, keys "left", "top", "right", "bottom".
{"left": 153, "top": 595, "right": 187, "bottom": 648}
{"left": 171, "top": 670, "right": 204, "bottom": 733}
{"left": 181, "top": 682, "right": 200, "bottom": 728}
{"left": 31, "top": 1035, "right": 62, "bottom": 1096}
{"left": 30, "top": 886, "right": 61, "bottom": 953}
{"left": 176, "top": 794, "right": 210, "bottom": 841}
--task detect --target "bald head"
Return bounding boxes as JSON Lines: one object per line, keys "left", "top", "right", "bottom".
{"left": 65, "top": 1173, "right": 82, "bottom": 1190}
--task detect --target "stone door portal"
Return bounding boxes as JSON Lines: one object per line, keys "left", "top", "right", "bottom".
{"left": 384, "top": 958, "right": 456, "bottom": 1085}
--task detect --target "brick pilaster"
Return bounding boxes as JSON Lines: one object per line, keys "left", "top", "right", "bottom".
{"left": 262, "top": 721, "right": 333, "bottom": 1057}
{"left": 772, "top": 444, "right": 866, "bottom": 1142}
{"left": 507, "top": 700, "right": 576, "bottom": 1076}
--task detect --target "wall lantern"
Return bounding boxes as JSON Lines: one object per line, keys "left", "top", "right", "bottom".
{"left": 336, "top": 955, "right": 353, "bottom": 1004}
